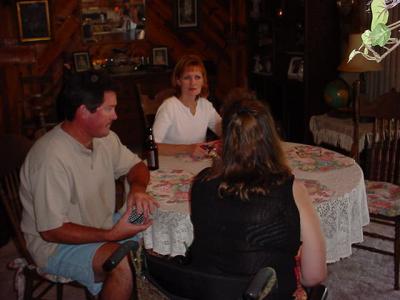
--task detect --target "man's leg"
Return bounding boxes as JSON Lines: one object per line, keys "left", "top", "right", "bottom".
{"left": 93, "top": 242, "right": 134, "bottom": 300}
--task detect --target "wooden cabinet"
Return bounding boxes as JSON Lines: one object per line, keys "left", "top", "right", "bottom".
{"left": 110, "top": 70, "right": 172, "bottom": 154}
{"left": 247, "top": 0, "right": 341, "bottom": 143}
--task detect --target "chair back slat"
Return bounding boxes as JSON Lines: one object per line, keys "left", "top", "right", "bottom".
{"left": 136, "top": 83, "right": 175, "bottom": 128}
{"left": 0, "top": 134, "right": 35, "bottom": 264}
{"left": 382, "top": 119, "right": 391, "bottom": 181}
{"left": 361, "top": 90, "right": 400, "bottom": 184}
{"left": 387, "top": 120, "right": 398, "bottom": 183}
{"left": 392, "top": 120, "right": 400, "bottom": 184}
{"left": 0, "top": 169, "right": 35, "bottom": 264}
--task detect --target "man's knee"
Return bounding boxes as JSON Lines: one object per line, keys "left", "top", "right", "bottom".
{"left": 93, "top": 242, "right": 133, "bottom": 282}
{"left": 108, "top": 256, "right": 133, "bottom": 281}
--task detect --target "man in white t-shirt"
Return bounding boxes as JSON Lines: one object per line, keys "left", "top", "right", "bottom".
{"left": 20, "top": 72, "right": 158, "bottom": 299}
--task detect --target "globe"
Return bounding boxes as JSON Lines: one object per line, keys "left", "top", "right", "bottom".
{"left": 324, "top": 79, "right": 350, "bottom": 109}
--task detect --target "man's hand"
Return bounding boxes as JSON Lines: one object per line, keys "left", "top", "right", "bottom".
{"left": 127, "top": 190, "right": 159, "bottom": 218}
{"left": 107, "top": 208, "right": 153, "bottom": 241}
{"left": 126, "top": 161, "right": 159, "bottom": 218}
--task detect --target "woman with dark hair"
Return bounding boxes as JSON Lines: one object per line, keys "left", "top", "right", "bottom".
{"left": 152, "top": 54, "right": 221, "bottom": 158}
{"left": 189, "top": 96, "right": 327, "bottom": 299}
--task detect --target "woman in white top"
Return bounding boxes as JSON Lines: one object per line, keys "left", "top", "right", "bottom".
{"left": 153, "top": 55, "right": 221, "bottom": 158}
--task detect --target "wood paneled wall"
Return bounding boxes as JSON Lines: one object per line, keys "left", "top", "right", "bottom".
{"left": 0, "top": 0, "right": 247, "bottom": 135}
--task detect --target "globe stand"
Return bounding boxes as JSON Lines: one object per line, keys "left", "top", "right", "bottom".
{"left": 327, "top": 107, "right": 352, "bottom": 118}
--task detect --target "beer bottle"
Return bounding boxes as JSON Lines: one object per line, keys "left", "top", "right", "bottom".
{"left": 146, "top": 127, "right": 159, "bottom": 170}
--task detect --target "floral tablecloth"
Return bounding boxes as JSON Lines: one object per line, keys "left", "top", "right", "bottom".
{"left": 142, "top": 143, "right": 370, "bottom": 263}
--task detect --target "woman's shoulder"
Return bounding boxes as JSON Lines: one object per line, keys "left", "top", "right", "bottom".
{"left": 156, "top": 96, "right": 181, "bottom": 115}
{"left": 197, "top": 97, "right": 213, "bottom": 105}
{"left": 292, "top": 178, "right": 313, "bottom": 209}
{"left": 197, "top": 97, "right": 218, "bottom": 112}
{"left": 194, "top": 167, "right": 211, "bottom": 181}
{"left": 193, "top": 167, "right": 220, "bottom": 185}
{"left": 292, "top": 178, "right": 307, "bottom": 196}
{"left": 159, "top": 96, "right": 179, "bottom": 107}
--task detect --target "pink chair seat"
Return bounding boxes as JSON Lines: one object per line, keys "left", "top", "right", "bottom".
{"left": 365, "top": 180, "right": 400, "bottom": 217}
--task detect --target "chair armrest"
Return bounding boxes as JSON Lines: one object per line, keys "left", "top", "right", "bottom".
{"left": 102, "top": 240, "right": 139, "bottom": 272}
{"left": 243, "top": 267, "right": 277, "bottom": 300}
{"left": 304, "top": 284, "right": 328, "bottom": 300}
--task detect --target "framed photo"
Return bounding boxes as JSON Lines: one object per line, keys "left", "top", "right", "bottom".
{"left": 16, "top": 0, "right": 51, "bottom": 43}
{"left": 73, "top": 52, "right": 92, "bottom": 72}
{"left": 287, "top": 57, "right": 304, "bottom": 81}
{"left": 152, "top": 47, "right": 168, "bottom": 66}
{"left": 176, "top": 0, "right": 198, "bottom": 29}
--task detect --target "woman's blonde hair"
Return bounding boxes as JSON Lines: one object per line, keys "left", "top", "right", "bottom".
{"left": 171, "top": 54, "right": 208, "bottom": 98}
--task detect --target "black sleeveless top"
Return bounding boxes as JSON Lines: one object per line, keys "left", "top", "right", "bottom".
{"left": 189, "top": 168, "right": 301, "bottom": 299}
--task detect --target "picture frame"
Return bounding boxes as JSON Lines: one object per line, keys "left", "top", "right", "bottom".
{"left": 73, "top": 52, "right": 92, "bottom": 72}
{"left": 152, "top": 47, "right": 168, "bottom": 66}
{"left": 16, "top": 0, "right": 51, "bottom": 43}
{"left": 176, "top": 0, "right": 198, "bottom": 29}
{"left": 287, "top": 57, "right": 304, "bottom": 81}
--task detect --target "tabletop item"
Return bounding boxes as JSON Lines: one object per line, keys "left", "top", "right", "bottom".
{"left": 128, "top": 208, "right": 144, "bottom": 224}
{"left": 145, "top": 127, "right": 159, "bottom": 170}
{"left": 142, "top": 143, "right": 370, "bottom": 263}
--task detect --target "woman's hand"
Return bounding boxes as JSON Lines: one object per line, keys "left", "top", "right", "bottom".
{"left": 190, "top": 143, "right": 209, "bottom": 159}
{"left": 192, "top": 141, "right": 221, "bottom": 159}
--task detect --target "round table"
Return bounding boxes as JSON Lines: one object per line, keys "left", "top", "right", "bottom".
{"left": 141, "top": 142, "right": 370, "bottom": 263}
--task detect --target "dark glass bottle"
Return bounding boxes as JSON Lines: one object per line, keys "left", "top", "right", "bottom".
{"left": 146, "top": 127, "right": 159, "bottom": 170}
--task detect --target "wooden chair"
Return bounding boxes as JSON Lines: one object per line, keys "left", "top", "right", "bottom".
{"left": 136, "top": 83, "right": 175, "bottom": 128}
{"left": 352, "top": 87, "right": 400, "bottom": 289}
{"left": 0, "top": 134, "right": 95, "bottom": 300}
{"left": 136, "top": 251, "right": 327, "bottom": 300}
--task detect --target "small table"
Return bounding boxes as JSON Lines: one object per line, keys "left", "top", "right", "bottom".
{"left": 143, "top": 143, "right": 370, "bottom": 263}
{"left": 309, "top": 114, "right": 373, "bottom": 153}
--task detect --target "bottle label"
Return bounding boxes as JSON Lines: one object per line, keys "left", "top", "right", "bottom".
{"left": 147, "top": 150, "right": 159, "bottom": 170}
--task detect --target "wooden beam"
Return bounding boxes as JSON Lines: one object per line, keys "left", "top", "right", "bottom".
{"left": 33, "top": 16, "right": 80, "bottom": 76}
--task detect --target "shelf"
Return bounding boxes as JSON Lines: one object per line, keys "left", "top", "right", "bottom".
{"left": 252, "top": 71, "right": 273, "bottom": 77}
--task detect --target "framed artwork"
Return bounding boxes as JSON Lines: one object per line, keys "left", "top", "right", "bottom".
{"left": 176, "top": 0, "right": 198, "bottom": 29}
{"left": 73, "top": 52, "right": 92, "bottom": 72}
{"left": 152, "top": 47, "right": 168, "bottom": 66}
{"left": 287, "top": 57, "right": 304, "bottom": 81}
{"left": 16, "top": 0, "right": 51, "bottom": 43}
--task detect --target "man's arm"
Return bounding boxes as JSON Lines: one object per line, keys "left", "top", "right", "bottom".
{"left": 126, "top": 161, "right": 159, "bottom": 217}
{"left": 40, "top": 217, "right": 151, "bottom": 244}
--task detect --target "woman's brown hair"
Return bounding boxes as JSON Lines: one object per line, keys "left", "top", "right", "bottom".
{"left": 171, "top": 54, "right": 208, "bottom": 98}
{"left": 205, "top": 92, "right": 291, "bottom": 201}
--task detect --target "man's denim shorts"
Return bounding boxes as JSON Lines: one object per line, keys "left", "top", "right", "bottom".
{"left": 42, "top": 213, "right": 139, "bottom": 295}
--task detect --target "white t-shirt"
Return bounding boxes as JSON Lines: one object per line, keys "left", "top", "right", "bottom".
{"left": 19, "top": 125, "right": 141, "bottom": 267}
{"left": 153, "top": 96, "right": 221, "bottom": 144}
